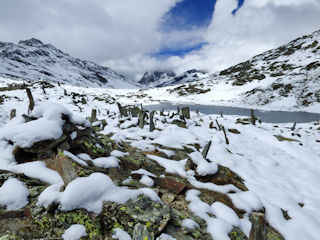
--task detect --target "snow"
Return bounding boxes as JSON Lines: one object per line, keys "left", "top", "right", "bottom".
{"left": 211, "top": 202, "right": 240, "bottom": 227}
{"left": 189, "top": 151, "right": 218, "bottom": 176}
{"left": 112, "top": 228, "right": 132, "bottom": 240}
{"left": 62, "top": 224, "right": 87, "bottom": 240}
{"left": 92, "top": 156, "right": 119, "bottom": 169}
{"left": 55, "top": 173, "right": 160, "bottom": 214}
{"left": 64, "top": 151, "right": 88, "bottom": 166}
{"left": 186, "top": 190, "right": 233, "bottom": 240}
{"left": 131, "top": 169, "right": 156, "bottom": 177}
{"left": 156, "top": 233, "right": 177, "bottom": 240}
{"left": 181, "top": 218, "right": 200, "bottom": 230}
{"left": 111, "top": 150, "right": 129, "bottom": 158}
{"left": 0, "top": 61, "right": 319, "bottom": 239}
{"left": 139, "top": 175, "right": 154, "bottom": 187}
{"left": 37, "top": 184, "right": 63, "bottom": 208}
{"left": 147, "top": 155, "right": 188, "bottom": 178}
{"left": 11, "top": 161, "right": 64, "bottom": 185}
{"left": 0, "top": 178, "right": 29, "bottom": 210}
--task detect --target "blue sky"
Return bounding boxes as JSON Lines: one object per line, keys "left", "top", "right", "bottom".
{"left": 156, "top": 0, "right": 245, "bottom": 57}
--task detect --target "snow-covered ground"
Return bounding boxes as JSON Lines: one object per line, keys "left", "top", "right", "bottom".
{"left": 0, "top": 76, "right": 319, "bottom": 239}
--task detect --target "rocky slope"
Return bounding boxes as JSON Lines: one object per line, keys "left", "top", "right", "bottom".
{"left": 0, "top": 38, "right": 137, "bottom": 88}
{"left": 218, "top": 29, "right": 320, "bottom": 107}
{"left": 139, "top": 69, "right": 209, "bottom": 88}
{"left": 0, "top": 77, "right": 319, "bottom": 239}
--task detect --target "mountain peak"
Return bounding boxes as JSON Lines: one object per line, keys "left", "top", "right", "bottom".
{"left": 0, "top": 38, "right": 137, "bottom": 88}
{"left": 18, "top": 38, "right": 44, "bottom": 47}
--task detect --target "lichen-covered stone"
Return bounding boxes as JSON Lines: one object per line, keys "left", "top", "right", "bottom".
{"left": 229, "top": 227, "right": 248, "bottom": 240}
{"left": 133, "top": 223, "right": 154, "bottom": 240}
{"left": 101, "top": 196, "right": 170, "bottom": 236}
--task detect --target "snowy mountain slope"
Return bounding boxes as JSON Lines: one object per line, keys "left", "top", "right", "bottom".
{"left": 111, "top": 29, "right": 320, "bottom": 112}
{"left": 139, "top": 69, "right": 210, "bottom": 88}
{"left": 218, "top": 29, "right": 320, "bottom": 107}
{"left": 0, "top": 38, "right": 137, "bottom": 88}
{"left": 0, "top": 76, "right": 319, "bottom": 239}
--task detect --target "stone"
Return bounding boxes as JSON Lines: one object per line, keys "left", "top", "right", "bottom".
{"left": 181, "top": 107, "right": 191, "bottom": 119}
{"left": 10, "top": 109, "right": 16, "bottom": 120}
{"left": 154, "top": 176, "right": 186, "bottom": 194}
{"left": 138, "top": 111, "right": 147, "bottom": 129}
{"left": 196, "top": 165, "right": 248, "bottom": 192}
{"left": 101, "top": 196, "right": 171, "bottom": 236}
{"left": 133, "top": 223, "right": 154, "bottom": 240}
{"left": 150, "top": 111, "right": 155, "bottom": 132}
{"left": 171, "top": 119, "right": 187, "bottom": 128}
{"left": 26, "top": 88, "right": 34, "bottom": 113}
{"left": 228, "top": 128, "right": 241, "bottom": 134}
{"left": 90, "top": 109, "right": 97, "bottom": 122}
{"left": 202, "top": 141, "right": 212, "bottom": 159}
{"left": 229, "top": 227, "right": 248, "bottom": 240}
{"left": 249, "top": 212, "right": 267, "bottom": 240}
{"left": 45, "top": 153, "right": 78, "bottom": 185}
{"left": 274, "top": 135, "right": 300, "bottom": 142}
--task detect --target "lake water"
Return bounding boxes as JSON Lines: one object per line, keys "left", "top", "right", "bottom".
{"left": 145, "top": 103, "right": 320, "bottom": 123}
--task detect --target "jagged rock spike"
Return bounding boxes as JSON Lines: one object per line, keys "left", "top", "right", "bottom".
{"left": 26, "top": 88, "right": 35, "bottom": 113}
{"left": 181, "top": 106, "right": 191, "bottom": 119}
{"left": 216, "top": 119, "right": 222, "bottom": 131}
{"left": 250, "top": 109, "right": 256, "bottom": 125}
{"left": 10, "top": 109, "right": 16, "bottom": 120}
{"left": 91, "top": 109, "right": 97, "bottom": 122}
{"left": 202, "top": 141, "right": 212, "bottom": 159}
{"left": 222, "top": 126, "right": 230, "bottom": 145}
{"left": 41, "top": 85, "right": 46, "bottom": 94}
{"left": 138, "top": 110, "right": 147, "bottom": 129}
{"left": 150, "top": 111, "right": 155, "bottom": 132}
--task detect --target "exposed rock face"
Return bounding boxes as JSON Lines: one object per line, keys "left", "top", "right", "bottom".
{"left": 139, "top": 69, "right": 209, "bottom": 88}
{"left": 0, "top": 38, "right": 137, "bottom": 88}
{"left": 138, "top": 71, "right": 176, "bottom": 86}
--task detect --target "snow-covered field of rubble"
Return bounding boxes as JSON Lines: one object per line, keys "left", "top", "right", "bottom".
{"left": 0, "top": 76, "right": 320, "bottom": 240}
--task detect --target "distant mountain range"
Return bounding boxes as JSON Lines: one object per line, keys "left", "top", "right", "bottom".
{"left": 0, "top": 38, "right": 137, "bottom": 88}
{"left": 138, "top": 69, "right": 209, "bottom": 88}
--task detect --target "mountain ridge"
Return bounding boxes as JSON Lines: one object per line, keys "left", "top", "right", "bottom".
{"left": 0, "top": 38, "right": 137, "bottom": 88}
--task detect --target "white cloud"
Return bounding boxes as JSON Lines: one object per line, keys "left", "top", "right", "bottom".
{"left": 0, "top": 0, "right": 181, "bottom": 62}
{"left": 152, "top": 0, "right": 320, "bottom": 75}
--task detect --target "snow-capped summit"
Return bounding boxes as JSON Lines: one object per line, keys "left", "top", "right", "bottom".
{"left": 139, "top": 69, "right": 209, "bottom": 88}
{"left": 0, "top": 38, "right": 137, "bottom": 88}
{"left": 18, "top": 38, "right": 44, "bottom": 47}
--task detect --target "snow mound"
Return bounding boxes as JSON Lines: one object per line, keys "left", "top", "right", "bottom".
{"left": 0, "top": 178, "right": 29, "bottom": 210}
